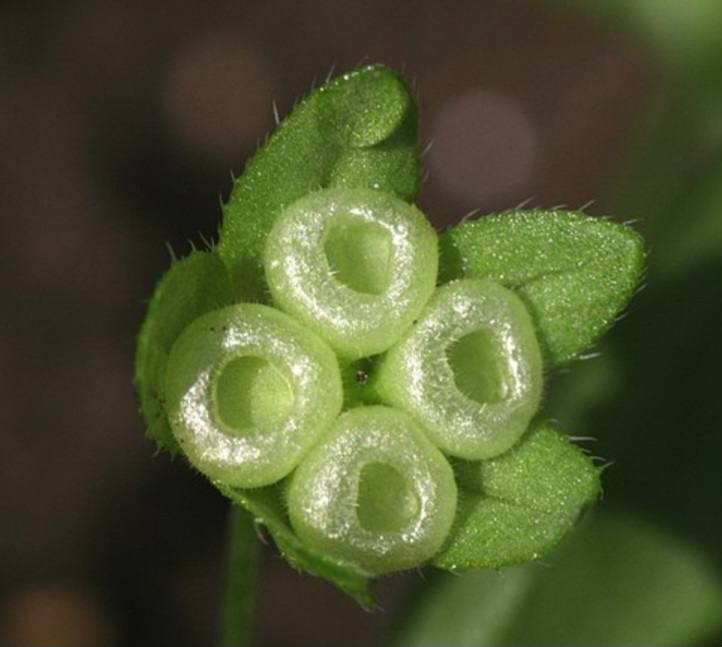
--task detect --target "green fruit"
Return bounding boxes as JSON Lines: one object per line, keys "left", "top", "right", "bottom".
{"left": 288, "top": 406, "right": 457, "bottom": 575}
{"left": 377, "top": 279, "right": 543, "bottom": 460}
{"left": 164, "top": 304, "right": 342, "bottom": 488}
{"left": 264, "top": 187, "right": 438, "bottom": 359}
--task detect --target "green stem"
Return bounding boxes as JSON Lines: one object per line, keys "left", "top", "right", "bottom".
{"left": 220, "top": 505, "right": 258, "bottom": 647}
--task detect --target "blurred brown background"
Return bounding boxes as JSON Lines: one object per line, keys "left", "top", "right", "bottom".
{"left": 3, "top": 1, "right": 718, "bottom": 645}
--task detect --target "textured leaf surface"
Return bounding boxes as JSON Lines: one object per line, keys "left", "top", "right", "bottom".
{"left": 218, "top": 64, "right": 419, "bottom": 300}
{"left": 393, "top": 512, "right": 722, "bottom": 646}
{"left": 134, "top": 251, "right": 233, "bottom": 453}
{"left": 440, "top": 210, "right": 645, "bottom": 366}
{"left": 433, "top": 425, "right": 600, "bottom": 570}
{"left": 218, "top": 483, "right": 373, "bottom": 608}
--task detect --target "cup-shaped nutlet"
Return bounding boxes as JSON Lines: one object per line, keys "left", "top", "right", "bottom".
{"left": 288, "top": 406, "right": 457, "bottom": 575}
{"left": 264, "top": 187, "right": 438, "bottom": 359}
{"left": 376, "top": 279, "right": 543, "bottom": 460}
{"left": 164, "top": 304, "right": 342, "bottom": 488}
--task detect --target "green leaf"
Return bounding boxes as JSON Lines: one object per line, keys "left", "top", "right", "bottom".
{"left": 217, "top": 482, "right": 374, "bottom": 609}
{"left": 134, "top": 251, "right": 233, "bottom": 454}
{"left": 433, "top": 424, "right": 600, "bottom": 570}
{"left": 392, "top": 512, "right": 722, "bottom": 646}
{"left": 439, "top": 210, "right": 645, "bottom": 366}
{"left": 217, "top": 64, "right": 420, "bottom": 301}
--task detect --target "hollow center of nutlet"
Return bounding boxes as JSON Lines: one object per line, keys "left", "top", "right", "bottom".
{"left": 214, "top": 355, "right": 294, "bottom": 435}
{"left": 356, "top": 462, "right": 419, "bottom": 533}
{"left": 447, "top": 328, "right": 507, "bottom": 405}
{"left": 324, "top": 217, "right": 392, "bottom": 295}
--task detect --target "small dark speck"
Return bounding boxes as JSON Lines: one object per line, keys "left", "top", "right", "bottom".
{"left": 355, "top": 370, "right": 368, "bottom": 385}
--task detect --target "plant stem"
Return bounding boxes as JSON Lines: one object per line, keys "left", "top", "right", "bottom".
{"left": 220, "top": 505, "right": 258, "bottom": 647}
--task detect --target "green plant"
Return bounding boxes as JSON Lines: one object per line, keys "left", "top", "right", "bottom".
{"left": 134, "top": 64, "right": 644, "bottom": 640}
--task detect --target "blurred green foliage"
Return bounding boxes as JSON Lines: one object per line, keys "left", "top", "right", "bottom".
{"left": 393, "top": 512, "right": 722, "bottom": 646}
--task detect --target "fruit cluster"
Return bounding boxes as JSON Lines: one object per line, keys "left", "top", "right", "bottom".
{"left": 163, "top": 186, "right": 544, "bottom": 574}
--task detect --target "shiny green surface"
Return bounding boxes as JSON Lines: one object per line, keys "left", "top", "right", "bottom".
{"left": 377, "top": 279, "right": 543, "bottom": 459}
{"left": 288, "top": 407, "right": 457, "bottom": 575}
{"left": 164, "top": 304, "right": 342, "bottom": 488}
{"left": 264, "top": 187, "right": 438, "bottom": 358}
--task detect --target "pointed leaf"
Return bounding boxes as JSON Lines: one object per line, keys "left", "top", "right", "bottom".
{"left": 134, "top": 251, "right": 233, "bottom": 453}
{"left": 439, "top": 210, "right": 645, "bottom": 366}
{"left": 217, "top": 483, "right": 373, "bottom": 609}
{"left": 217, "top": 64, "right": 419, "bottom": 300}
{"left": 433, "top": 424, "right": 600, "bottom": 570}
